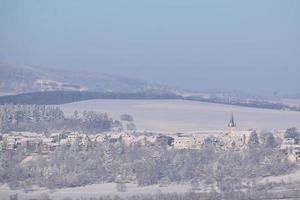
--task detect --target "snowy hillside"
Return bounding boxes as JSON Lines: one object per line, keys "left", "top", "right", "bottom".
{"left": 0, "top": 62, "right": 178, "bottom": 95}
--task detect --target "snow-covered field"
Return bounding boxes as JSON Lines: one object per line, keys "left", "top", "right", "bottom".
{"left": 259, "top": 169, "right": 300, "bottom": 184}
{"left": 2, "top": 170, "right": 300, "bottom": 200}
{"left": 0, "top": 183, "right": 191, "bottom": 200}
{"left": 0, "top": 92, "right": 15, "bottom": 97}
{"left": 282, "top": 98, "right": 300, "bottom": 107}
{"left": 60, "top": 99, "right": 300, "bottom": 132}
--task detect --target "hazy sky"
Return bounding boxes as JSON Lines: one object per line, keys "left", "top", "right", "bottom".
{"left": 0, "top": 0, "right": 299, "bottom": 95}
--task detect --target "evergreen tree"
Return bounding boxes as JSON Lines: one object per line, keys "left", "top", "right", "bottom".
{"left": 248, "top": 131, "right": 260, "bottom": 147}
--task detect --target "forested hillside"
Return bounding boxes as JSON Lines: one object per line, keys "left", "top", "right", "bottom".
{"left": 0, "top": 91, "right": 181, "bottom": 105}
{"left": 0, "top": 104, "right": 120, "bottom": 133}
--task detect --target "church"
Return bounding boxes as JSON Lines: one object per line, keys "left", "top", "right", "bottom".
{"left": 220, "top": 114, "right": 251, "bottom": 150}
{"left": 228, "top": 114, "right": 236, "bottom": 134}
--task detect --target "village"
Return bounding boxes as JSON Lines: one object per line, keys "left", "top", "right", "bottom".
{"left": 0, "top": 115, "right": 300, "bottom": 163}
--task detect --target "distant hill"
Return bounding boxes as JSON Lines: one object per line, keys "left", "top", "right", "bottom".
{"left": 1, "top": 62, "right": 297, "bottom": 111}
{"left": 0, "top": 62, "right": 179, "bottom": 95}
{"left": 0, "top": 90, "right": 296, "bottom": 113}
{"left": 0, "top": 91, "right": 182, "bottom": 105}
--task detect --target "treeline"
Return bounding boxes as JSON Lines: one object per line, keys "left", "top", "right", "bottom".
{"left": 0, "top": 104, "right": 120, "bottom": 133}
{"left": 41, "top": 188, "right": 300, "bottom": 200}
{"left": 94, "top": 189, "right": 300, "bottom": 200}
{"left": 19, "top": 189, "right": 300, "bottom": 200}
{"left": 1, "top": 91, "right": 300, "bottom": 112}
{"left": 185, "top": 95, "right": 300, "bottom": 111}
{"left": 0, "top": 132, "right": 296, "bottom": 191}
{"left": 0, "top": 91, "right": 181, "bottom": 105}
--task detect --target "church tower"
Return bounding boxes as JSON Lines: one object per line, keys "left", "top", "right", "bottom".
{"left": 228, "top": 113, "right": 236, "bottom": 134}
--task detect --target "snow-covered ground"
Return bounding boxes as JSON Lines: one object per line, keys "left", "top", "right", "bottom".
{"left": 259, "top": 169, "right": 300, "bottom": 184}
{"left": 0, "top": 92, "right": 15, "bottom": 97}
{"left": 282, "top": 98, "right": 300, "bottom": 107}
{"left": 2, "top": 170, "right": 300, "bottom": 200}
{"left": 60, "top": 99, "right": 300, "bottom": 132}
{"left": 0, "top": 183, "right": 191, "bottom": 200}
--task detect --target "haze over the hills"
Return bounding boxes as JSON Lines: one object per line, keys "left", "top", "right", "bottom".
{"left": 0, "top": 0, "right": 299, "bottom": 96}
{"left": 0, "top": 62, "right": 176, "bottom": 95}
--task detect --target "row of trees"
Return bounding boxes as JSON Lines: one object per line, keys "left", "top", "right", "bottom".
{"left": 0, "top": 91, "right": 181, "bottom": 105}
{"left": 0, "top": 104, "right": 121, "bottom": 133}
{"left": 285, "top": 127, "right": 300, "bottom": 140}
{"left": 248, "top": 131, "right": 279, "bottom": 148}
{"left": 0, "top": 131, "right": 296, "bottom": 192}
{"left": 0, "top": 104, "right": 64, "bottom": 132}
{"left": 9, "top": 188, "right": 300, "bottom": 200}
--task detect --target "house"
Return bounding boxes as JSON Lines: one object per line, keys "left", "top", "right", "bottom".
{"left": 23, "top": 138, "right": 43, "bottom": 152}
{"left": 173, "top": 135, "right": 195, "bottom": 149}
{"left": 203, "top": 136, "right": 220, "bottom": 146}
{"left": 50, "top": 132, "right": 68, "bottom": 144}
{"left": 288, "top": 148, "right": 300, "bottom": 162}
{"left": 134, "top": 136, "right": 147, "bottom": 146}
{"left": 67, "top": 132, "right": 81, "bottom": 145}
{"left": 2, "top": 133, "right": 23, "bottom": 150}
{"left": 41, "top": 137, "right": 60, "bottom": 153}
{"left": 121, "top": 134, "right": 135, "bottom": 146}
{"left": 89, "top": 134, "right": 106, "bottom": 143}
{"left": 81, "top": 135, "right": 92, "bottom": 146}
{"left": 155, "top": 135, "right": 174, "bottom": 146}
{"left": 109, "top": 133, "right": 122, "bottom": 143}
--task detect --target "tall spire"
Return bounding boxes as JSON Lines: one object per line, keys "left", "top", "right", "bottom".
{"left": 228, "top": 113, "right": 236, "bottom": 128}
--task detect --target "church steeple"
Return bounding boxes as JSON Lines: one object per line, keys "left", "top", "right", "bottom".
{"left": 228, "top": 113, "right": 236, "bottom": 134}
{"left": 228, "top": 114, "right": 236, "bottom": 128}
